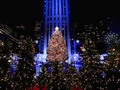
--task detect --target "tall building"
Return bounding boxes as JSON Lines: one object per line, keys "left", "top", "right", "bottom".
{"left": 34, "top": 21, "right": 41, "bottom": 41}
{"left": 40, "top": 0, "right": 72, "bottom": 63}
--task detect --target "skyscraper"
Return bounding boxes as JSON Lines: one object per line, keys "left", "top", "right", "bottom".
{"left": 40, "top": 0, "right": 71, "bottom": 63}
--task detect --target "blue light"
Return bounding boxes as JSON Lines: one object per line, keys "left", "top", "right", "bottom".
{"left": 99, "top": 53, "right": 108, "bottom": 64}
{"left": 99, "top": 53, "right": 108, "bottom": 60}
{"left": 34, "top": 53, "right": 46, "bottom": 76}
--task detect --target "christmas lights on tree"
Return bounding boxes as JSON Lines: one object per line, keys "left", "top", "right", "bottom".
{"left": 46, "top": 27, "right": 68, "bottom": 62}
{"left": 10, "top": 38, "right": 35, "bottom": 90}
{"left": 0, "top": 40, "right": 11, "bottom": 89}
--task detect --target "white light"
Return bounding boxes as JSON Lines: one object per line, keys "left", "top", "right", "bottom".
{"left": 34, "top": 75, "right": 37, "bottom": 79}
{"left": 55, "top": 27, "right": 59, "bottom": 31}
{"left": 100, "top": 55, "right": 104, "bottom": 60}
{"left": 8, "top": 60, "right": 12, "bottom": 63}
{"left": 35, "top": 40, "right": 38, "bottom": 44}
{"left": 76, "top": 40, "right": 79, "bottom": 43}
{"left": 99, "top": 53, "right": 108, "bottom": 60}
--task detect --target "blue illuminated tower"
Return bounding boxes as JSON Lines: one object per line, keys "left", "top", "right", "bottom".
{"left": 41, "top": 0, "right": 71, "bottom": 63}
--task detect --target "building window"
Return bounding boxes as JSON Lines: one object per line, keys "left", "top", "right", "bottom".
{"left": 64, "top": 17, "right": 66, "bottom": 20}
{"left": 62, "top": 31, "right": 64, "bottom": 36}
{"left": 54, "top": 17, "right": 56, "bottom": 21}
{"left": 50, "top": 17, "right": 52, "bottom": 20}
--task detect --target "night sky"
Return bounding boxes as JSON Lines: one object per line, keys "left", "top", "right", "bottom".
{"left": 0, "top": 0, "right": 119, "bottom": 25}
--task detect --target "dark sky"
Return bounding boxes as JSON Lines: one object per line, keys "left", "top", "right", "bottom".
{"left": 0, "top": 0, "right": 42, "bottom": 25}
{"left": 0, "top": 0, "right": 119, "bottom": 25}
{"left": 71, "top": 0, "right": 119, "bottom": 24}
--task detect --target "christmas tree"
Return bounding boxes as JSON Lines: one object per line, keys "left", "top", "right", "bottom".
{"left": 79, "top": 33, "right": 120, "bottom": 89}
{"left": 104, "top": 33, "right": 120, "bottom": 89}
{"left": 11, "top": 37, "right": 35, "bottom": 89}
{"left": 37, "top": 61, "right": 82, "bottom": 90}
{"left": 0, "top": 40, "right": 12, "bottom": 89}
{"left": 46, "top": 27, "right": 68, "bottom": 62}
{"left": 80, "top": 37, "right": 103, "bottom": 89}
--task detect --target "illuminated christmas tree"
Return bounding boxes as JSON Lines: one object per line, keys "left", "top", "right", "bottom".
{"left": 37, "top": 61, "right": 82, "bottom": 90}
{"left": 0, "top": 40, "right": 12, "bottom": 89}
{"left": 80, "top": 34, "right": 120, "bottom": 89}
{"left": 80, "top": 37, "right": 102, "bottom": 89}
{"left": 46, "top": 27, "right": 68, "bottom": 62}
{"left": 105, "top": 37, "right": 120, "bottom": 89}
{"left": 12, "top": 38, "right": 35, "bottom": 89}
{"left": 105, "top": 31, "right": 120, "bottom": 72}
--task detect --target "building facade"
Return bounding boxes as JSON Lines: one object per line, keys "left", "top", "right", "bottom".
{"left": 40, "top": 0, "right": 72, "bottom": 63}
